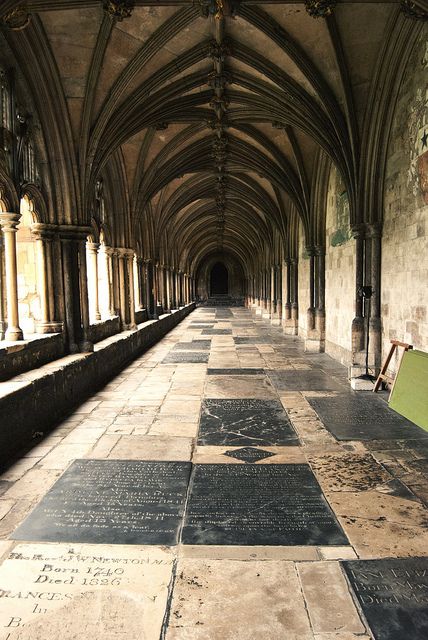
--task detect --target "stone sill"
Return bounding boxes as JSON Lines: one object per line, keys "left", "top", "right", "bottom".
{"left": 0, "top": 303, "right": 195, "bottom": 468}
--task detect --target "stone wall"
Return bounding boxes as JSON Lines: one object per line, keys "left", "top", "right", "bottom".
{"left": 324, "top": 166, "right": 356, "bottom": 364}
{"left": 382, "top": 35, "right": 428, "bottom": 375}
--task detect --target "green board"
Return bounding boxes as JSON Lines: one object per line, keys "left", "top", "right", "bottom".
{"left": 389, "top": 349, "right": 428, "bottom": 432}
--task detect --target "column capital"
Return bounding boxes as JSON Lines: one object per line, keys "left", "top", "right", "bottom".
{"left": 58, "top": 224, "right": 93, "bottom": 241}
{"left": 86, "top": 241, "right": 100, "bottom": 253}
{"left": 30, "top": 222, "right": 58, "bottom": 240}
{"left": 0, "top": 212, "right": 21, "bottom": 232}
{"left": 305, "top": 245, "right": 315, "bottom": 257}
{"left": 314, "top": 245, "right": 325, "bottom": 256}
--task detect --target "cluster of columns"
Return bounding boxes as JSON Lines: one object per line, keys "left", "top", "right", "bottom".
{"left": 351, "top": 222, "right": 382, "bottom": 373}
{"left": 0, "top": 214, "right": 195, "bottom": 350}
{"left": 245, "top": 248, "right": 326, "bottom": 351}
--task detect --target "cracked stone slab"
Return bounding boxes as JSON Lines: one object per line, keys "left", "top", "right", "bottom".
{"left": 12, "top": 460, "right": 191, "bottom": 545}
{"left": 182, "top": 464, "right": 348, "bottom": 546}
{"left": 198, "top": 399, "right": 299, "bottom": 446}
{"left": 0, "top": 543, "right": 174, "bottom": 640}
{"left": 342, "top": 557, "right": 428, "bottom": 640}
{"left": 165, "top": 559, "right": 313, "bottom": 639}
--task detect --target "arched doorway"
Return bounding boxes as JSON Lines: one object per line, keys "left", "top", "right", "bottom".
{"left": 210, "top": 262, "right": 228, "bottom": 295}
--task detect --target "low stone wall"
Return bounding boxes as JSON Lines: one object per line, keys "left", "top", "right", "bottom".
{"left": 88, "top": 316, "right": 121, "bottom": 344}
{"left": 0, "top": 304, "right": 195, "bottom": 468}
{"left": 0, "top": 333, "right": 65, "bottom": 382}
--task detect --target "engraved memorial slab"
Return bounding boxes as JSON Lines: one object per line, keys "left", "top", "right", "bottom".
{"left": 307, "top": 393, "right": 428, "bottom": 440}
{"left": 234, "top": 337, "right": 271, "bottom": 344}
{"left": 162, "top": 352, "right": 209, "bottom": 364}
{"left": 12, "top": 460, "right": 191, "bottom": 545}
{"left": 199, "top": 399, "right": 299, "bottom": 446}
{"left": 223, "top": 447, "right": 276, "bottom": 463}
{"left": 267, "top": 370, "right": 346, "bottom": 391}
{"left": 0, "top": 543, "right": 174, "bottom": 640}
{"left": 342, "top": 557, "right": 428, "bottom": 640}
{"left": 182, "top": 464, "right": 348, "bottom": 546}
{"left": 207, "top": 368, "right": 265, "bottom": 375}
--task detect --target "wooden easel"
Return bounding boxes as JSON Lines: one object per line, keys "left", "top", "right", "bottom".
{"left": 374, "top": 340, "right": 413, "bottom": 393}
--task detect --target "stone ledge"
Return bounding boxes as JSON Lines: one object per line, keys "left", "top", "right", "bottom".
{"left": 0, "top": 303, "right": 195, "bottom": 469}
{"left": 0, "top": 333, "right": 65, "bottom": 382}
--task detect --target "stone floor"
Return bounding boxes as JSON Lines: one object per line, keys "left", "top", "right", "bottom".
{"left": 0, "top": 306, "right": 427, "bottom": 639}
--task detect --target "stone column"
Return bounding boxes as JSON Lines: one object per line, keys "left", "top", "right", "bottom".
{"left": 86, "top": 241, "right": 101, "bottom": 322}
{"left": 31, "top": 223, "right": 62, "bottom": 334}
{"left": 126, "top": 251, "right": 136, "bottom": 329}
{"left": 165, "top": 266, "right": 171, "bottom": 312}
{"left": 59, "top": 226, "right": 93, "bottom": 353}
{"left": 0, "top": 235, "right": 6, "bottom": 339}
{"left": 104, "top": 247, "right": 116, "bottom": 316}
{"left": 368, "top": 223, "right": 382, "bottom": 369}
{"left": 290, "top": 258, "right": 299, "bottom": 334}
{"left": 111, "top": 249, "right": 120, "bottom": 316}
{"left": 136, "top": 257, "right": 144, "bottom": 309}
{"left": 351, "top": 224, "right": 365, "bottom": 353}
{"left": 77, "top": 239, "right": 93, "bottom": 352}
{"left": 307, "top": 249, "right": 316, "bottom": 332}
{"left": 315, "top": 246, "right": 326, "bottom": 335}
{"left": 117, "top": 249, "right": 128, "bottom": 328}
{"left": 0, "top": 213, "right": 23, "bottom": 340}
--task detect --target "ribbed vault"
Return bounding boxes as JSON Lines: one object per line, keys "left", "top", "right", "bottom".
{"left": 0, "top": 0, "right": 426, "bottom": 282}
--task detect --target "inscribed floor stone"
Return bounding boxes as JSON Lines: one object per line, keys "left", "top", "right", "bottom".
{"left": 1, "top": 305, "right": 427, "bottom": 639}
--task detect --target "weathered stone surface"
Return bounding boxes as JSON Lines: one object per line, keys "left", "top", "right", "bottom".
{"left": 0, "top": 543, "right": 175, "bottom": 640}
{"left": 298, "top": 562, "right": 366, "bottom": 634}
{"left": 166, "top": 559, "right": 313, "bottom": 639}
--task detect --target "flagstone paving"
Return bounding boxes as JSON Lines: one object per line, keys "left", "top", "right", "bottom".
{"left": 0, "top": 306, "right": 427, "bottom": 639}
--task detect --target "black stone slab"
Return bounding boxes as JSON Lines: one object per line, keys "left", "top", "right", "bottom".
{"left": 12, "top": 459, "right": 191, "bottom": 545}
{"left": 216, "top": 310, "right": 233, "bottom": 318}
{"left": 173, "top": 341, "right": 211, "bottom": 351}
{"left": 207, "top": 368, "right": 265, "bottom": 375}
{"left": 342, "top": 558, "right": 428, "bottom": 640}
{"left": 267, "top": 370, "right": 346, "bottom": 391}
{"left": 223, "top": 446, "right": 275, "bottom": 463}
{"left": 162, "top": 352, "right": 209, "bottom": 363}
{"left": 198, "top": 399, "right": 299, "bottom": 446}
{"left": 182, "top": 463, "right": 348, "bottom": 545}
{"left": 201, "top": 329, "right": 232, "bottom": 335}
{"left": 307, "top": 393, "right": 428, "bottom": 441}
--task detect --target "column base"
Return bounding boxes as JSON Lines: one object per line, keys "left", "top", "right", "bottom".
{"left": 5, "top": 326, "right": 24, "bottom": 341}
{"left": 283, "top": 319, "right": 298, "bottom": 335}
{"left": 35, "top": 321, "right": 63, "bottom": 334}
{"left": 304, "top": 337, "right": 325, "bottom": 353}
{"left": 271, "top": 312, "right": 281, "bottom": 326}
{"left": 79, "top": 340, "right": 94, "bottom": 353}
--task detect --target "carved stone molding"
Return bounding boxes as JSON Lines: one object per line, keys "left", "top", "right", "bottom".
{"left": 2, "top": 5, "right": 31, "bottom": 30}
{"left": 103, "top": 0, "right": 135, "bottom": 21}
{"left": 304, "top": 1, "right": 336, "bottom": 18}
{"left": 401, "top": 0, "right": 428, "bottom": 20}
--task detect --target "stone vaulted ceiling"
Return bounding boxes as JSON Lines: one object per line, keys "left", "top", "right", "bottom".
{"left": 0, "top": 0, "right": 427, "bottom": 274}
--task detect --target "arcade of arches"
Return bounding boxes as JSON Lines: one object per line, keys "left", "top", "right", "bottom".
{"left": 0, "top": 1, "right": 428, "bottom": 638}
